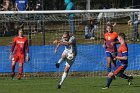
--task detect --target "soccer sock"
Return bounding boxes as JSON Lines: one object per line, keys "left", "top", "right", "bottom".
{"left": 11, "top": 65, "right": 15, "bottom": 74}
{"left": 107, "top": 67, "right": 111, "bottom": 73}
{"left": 19, "top": 67, "right": 23, "bottom": 75}
{"left": 106, "top": 77, "right": 112, "bottom": 88}
{"left": 58, "top": 58, "right": 63, "bottom": 64}
{"left": 120, "top": 73, "right": 129, "bottom": 79}
{"left": 59, "top": 72, "right": 67, "bottom": 85}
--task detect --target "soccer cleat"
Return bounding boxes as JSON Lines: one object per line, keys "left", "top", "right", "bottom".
{"left": 102, "top": 86, "right": 109, "bottom": 89}
{"left": 11, "top": 73, "right": 15, "bottom": 80}
{"left": 55, "top": 63, "right": 60, "bottom": 68}
{"left": 128, "top": 76, "right": 133, "bottom": 85}
{"left": 57, "top": 84, "right": 61, "bottom": 89}
{"left": 17, "top": 74, "right": 22, "bottom": 80}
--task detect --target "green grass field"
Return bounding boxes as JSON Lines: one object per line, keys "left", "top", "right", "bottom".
{"left": 0, "top": 77, "right": 140, "bottom": 93}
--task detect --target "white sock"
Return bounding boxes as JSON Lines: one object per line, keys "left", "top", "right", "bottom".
{"left": 59, "top": 72, "right": 67, "bottom": 85}
{"left": 58, "top": 58, "right": 63, "bottom": 64}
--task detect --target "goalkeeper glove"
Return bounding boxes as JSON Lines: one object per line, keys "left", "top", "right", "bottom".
{"left": 25, "top": 53, "right": 30, "bottom": 62}
{"left": 9, "top": 52, "right": 13, "bottom": 60}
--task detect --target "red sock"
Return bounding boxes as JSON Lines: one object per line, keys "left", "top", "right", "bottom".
{"left": 19, "top": 67, "right": 23, "bottom": 75}
{"left": 11, "top": 65, "right": 15, "bottom": 74}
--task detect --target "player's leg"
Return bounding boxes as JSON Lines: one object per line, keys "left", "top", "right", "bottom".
{"left": 111, "top": 52, "right": 117, "bottom": 68}
{"left": 11, "top": 55, "right": 18, "bottom": 79}
{"left": 58, "top": 65, "right": 70, "bottom": 89}
{"left": 18, "top": 54, "right": 25, "bottom": 80}
{"left": 107, "top": 58, "right": 112, "bottom": 73}
{"left": 106, "top": 52, "right": 113, "bottom": 73}
{"left": 102, "top": 72, "right": 114, "bottom": 89}
{"left": 56, "top": 50, "right": 67, "bottom": 68}
{"left": 11, "top": 60, "right": 16, "bottom": 79}
{"left": 18, "top": 62, "right": 23, "bottom": 80}
{"left": 103, "top": 64, "right": 124, "bottom": 89}
{"left": 58, "top": 59, "right": 74, "bottom": 89}
{"left": 114, "top": 65, "right": 133, "bottom": 85}
{"left": 107, "top": 57, "right": 111, "bottom": 73}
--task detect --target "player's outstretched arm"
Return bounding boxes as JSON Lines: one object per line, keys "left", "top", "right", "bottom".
{"left": 115, "top": 56, "right": 128, "bottom": 60}
{"left": 9, "top": 42, "right": 16, "bottom": 60}
{"left": 25, "top": 40, "right": 30, "bottom": 62}
{"left": 25, "top": 53, "right": 30, "bottom": 62}
{"left": 53, "top": 39, "right": 61, "bottom": 54}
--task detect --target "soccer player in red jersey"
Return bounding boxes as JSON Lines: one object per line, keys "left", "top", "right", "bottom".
{"left": 102, "top": 33, "right": 133, "bottom": 89}
{"left": 103, "top": 24, "right": 118, "bottom": 73}
{"left": 10, "top": 28, "right": 29, "bottom": 80}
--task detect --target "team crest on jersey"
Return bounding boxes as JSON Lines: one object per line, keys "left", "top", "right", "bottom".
{"left": 17, "top": 41, "right": 24, "bottom": 44}
{"left": 19, "top": 1, "right": 25, "bottom": 3}
{"left": 108, "top": 36, "right": 111, "bottom": 40}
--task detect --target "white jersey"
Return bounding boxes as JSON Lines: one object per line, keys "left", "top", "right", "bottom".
{"left": 61, "top": 36, "right": 77, "bottom": 55}
{"left": 61, "top": 35, "right": 77, "bottom": 67}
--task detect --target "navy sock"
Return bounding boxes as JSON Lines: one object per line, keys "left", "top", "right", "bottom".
{"left": 120, "top": 73, "right": 129, "bottom": 79}
{"left": 106, "top": 78, "right": 112, "bottom": 88}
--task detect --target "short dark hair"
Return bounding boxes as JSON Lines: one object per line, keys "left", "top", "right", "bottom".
{"left": 17, "top": 27, "right": 23, "bottom": 31}
{"left": 63, "top": 32, "right": 70, "bottom": 36}
{"left": 119, "top": 33, "right": 126, "bottom": 40}
{"left": 106, "top": 24, "right": 113, "bottom": 28}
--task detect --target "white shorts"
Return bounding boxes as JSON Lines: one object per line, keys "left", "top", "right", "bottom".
{"left": 62, "top": 49, "right": 75, "bottom": 67}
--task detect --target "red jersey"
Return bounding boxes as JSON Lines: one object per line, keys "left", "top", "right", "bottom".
{"left": 104, "top": 32, "right": 118, "bottom": 53}
{"left": 11, "top": 36, "right": 29, "bottom": 55}
{"left": 118, "top": 43, "right": 128, "bottom": 65}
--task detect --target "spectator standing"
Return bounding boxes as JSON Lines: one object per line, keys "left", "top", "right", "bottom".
{"left": 15, "top": 0, "right": 28, "bottom": 11}
{"left": 64, "top": 0, "right": 75, "bottom": 34}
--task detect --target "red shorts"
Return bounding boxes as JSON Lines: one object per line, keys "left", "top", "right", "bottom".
{"left": 12, "top": 54, "right": 25, "bottom": 63}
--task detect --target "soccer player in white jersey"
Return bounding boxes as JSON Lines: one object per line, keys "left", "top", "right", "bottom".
{"left": 54, "top": 32, "right": 77, "bottom": 89}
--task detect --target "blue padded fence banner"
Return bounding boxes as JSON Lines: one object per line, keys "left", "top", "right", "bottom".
{"left": 0, "top": 44, "right": 140, "bottom": 72}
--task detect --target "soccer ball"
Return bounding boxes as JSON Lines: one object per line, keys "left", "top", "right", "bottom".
{"left": 67, "top": 52, "right": 74, "bottom": 60}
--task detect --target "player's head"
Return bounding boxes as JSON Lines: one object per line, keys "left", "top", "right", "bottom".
{"left": 18, "top": 28, "right": 24, "bottom": 37}
{"left": 63, "top": 32, "right": 70, "bottom": 41}
{"left": 106, "top": 24, "right": 113, "bottom": 33}
{"left": 118, "top": 33, "right": 126, "bottom": 43}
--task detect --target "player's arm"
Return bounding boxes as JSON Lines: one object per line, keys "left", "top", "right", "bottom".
{"left": 25, "top": 39, "right": 30, "bottom": 61}
{"left": 115, "top": 56, "right": 127, "bottom": 60}
{"left": 15, "top": 3, "right": 19, "bottom": 11}
{"left": 25, "top": 39, "right": 29, "bottom": 54}
{"left": 111, "top": 33, "right": 120, "bottom": 45}
{"left": 54, "top": 42, "right": 61, "bottom": 54}
{"left": 112, "top": 40, "right": 120, "bottom": 45}
{"left": 25, "top": 0, "right": 28, "bottom": 10}
{"left": 115, "top": 48, "right": 128, "bottom": 61}
{"left": 10, "top": 38, "right": 16, "bottom": 53}
{"left": 128, "top": 20, "right": 132, "bottom": 26}
{"left": 15, "top": 1, "right": 19, "bottom": 11}
{"left": 9, "top": 38, "right": 16, "bottom": 59}
{"left": 112, "top": 22, "right": 116, "bottom": 27}
{"left": 53, "top": 39, "right": 61, "bottom": 54}
{"left": 102, "top": 39, "right": 106, "bottom": 48}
